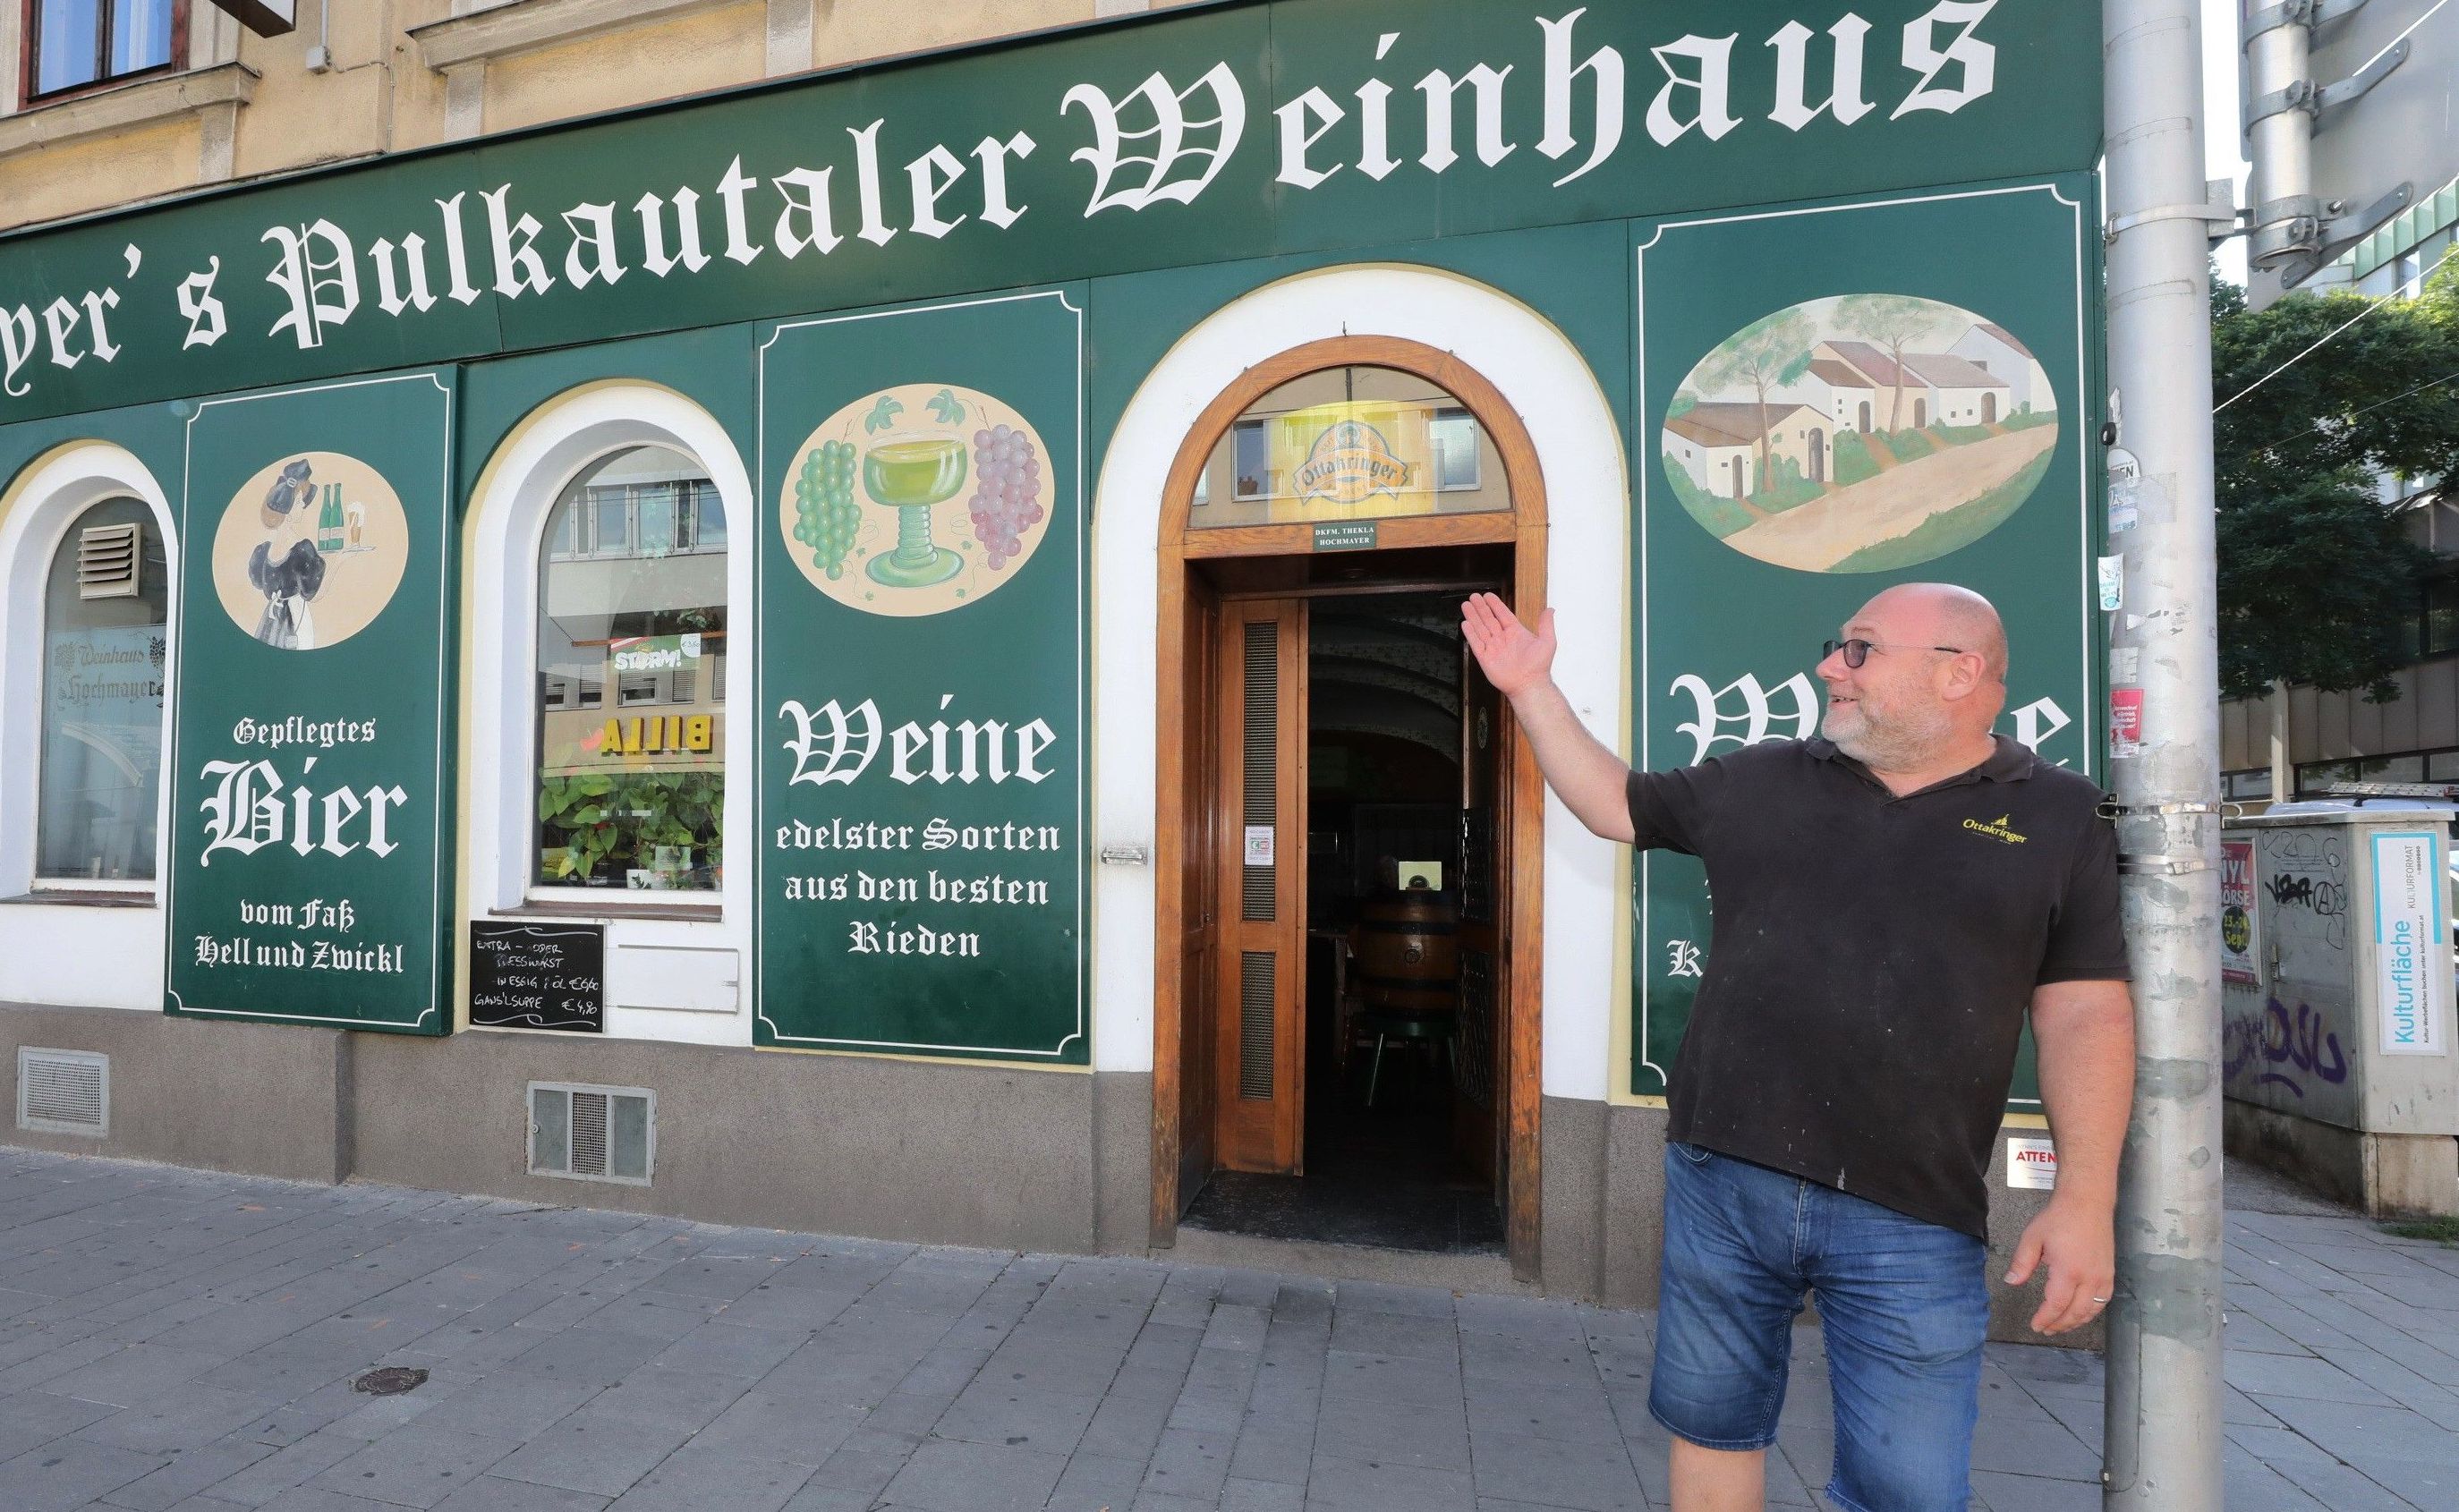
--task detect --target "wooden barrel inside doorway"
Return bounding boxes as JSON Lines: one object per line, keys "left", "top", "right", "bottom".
{"left": 1357, "top": 892, "right": 1459, "bottom": 1015}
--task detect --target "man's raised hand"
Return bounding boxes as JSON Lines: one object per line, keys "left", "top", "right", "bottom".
{"left": 1461, "top": 592, "right": 1554, "bottom": 699}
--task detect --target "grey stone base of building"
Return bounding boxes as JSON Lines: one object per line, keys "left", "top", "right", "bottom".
{"left": 3, "top": 1001, "right": 2087, "bottom": 1344}
{"left": 0, "top": 1001, "right": 1150, "bottom": 1258}
{"left": 2225, "top": 1096, "right": 2459, "bottom": 1219}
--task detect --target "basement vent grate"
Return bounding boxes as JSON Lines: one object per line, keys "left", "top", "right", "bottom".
{"left": 529, "top": 1082, "right": 654, "bottom": 1185}
{"left": 18, "top": 1048, "right": 107, "bottom": 1136}
{"left": 77, "top": 522, "right": 143, "bottom": 600}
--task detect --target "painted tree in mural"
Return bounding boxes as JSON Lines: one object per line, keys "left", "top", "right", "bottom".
{"left": 1693, "top": 309, "right": 1814, "bottom": 497}
{"left": 2211, "top": 262, "right": 2459, "bottom": 701}
{"left": 1836, "top": 293, "right": 1950, "bottom": 430}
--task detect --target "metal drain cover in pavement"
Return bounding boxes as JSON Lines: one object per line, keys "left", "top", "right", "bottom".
{"left": 352, "top": 1367, "right": 428, "bottom": 1396}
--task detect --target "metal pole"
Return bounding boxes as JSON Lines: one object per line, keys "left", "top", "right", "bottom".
{"left": 2102, "top": 4, "right": 2226, "bottom": 1509}
{"left": 2244, "top": 0, "right": 2319, "bottom": 270}
{"left": 2269, "top": 683, "right": 2293, "bottom": 804}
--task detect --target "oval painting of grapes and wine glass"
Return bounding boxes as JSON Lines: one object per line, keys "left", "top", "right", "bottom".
{"left": 777, "top": 383, "right": 1052, "bottom": 616}
{"left": 1663, "top": 294, "right": 2059, "bottom": 573}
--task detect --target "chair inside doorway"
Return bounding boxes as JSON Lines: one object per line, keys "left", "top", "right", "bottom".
{"left": 1179, "top": 587, "right": 1505, "bottom": 1255}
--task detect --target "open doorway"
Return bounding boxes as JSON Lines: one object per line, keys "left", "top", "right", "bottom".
{"left": 1150, "top": 336, "right": 1547, "bottom": 1278}
{"left": 1176, "top": 573, "right": 1510, "bottom": 1253}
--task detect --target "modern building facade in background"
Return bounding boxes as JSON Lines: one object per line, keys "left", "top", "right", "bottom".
{"left": 0, "top": 0, "right": 2113, "bottom": 1335}
{"left": 2224, "top": 0, "right": 2459, "bottom": 803}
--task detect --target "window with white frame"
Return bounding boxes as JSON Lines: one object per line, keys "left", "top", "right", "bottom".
{"left": 26, "top": 0, "right": 180, "bottom": 99}
{"left": 37, "top": 497, "right": 167, "bottom": 884}
{"left": 533, "top": 446, "right": 727, "bottom": 893}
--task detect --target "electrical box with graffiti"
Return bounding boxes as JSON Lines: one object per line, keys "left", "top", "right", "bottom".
{"left": 2222, "top": 813, "right": 2459, "bottom": 1215}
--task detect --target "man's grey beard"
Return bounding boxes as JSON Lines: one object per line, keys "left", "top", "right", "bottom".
{"left": 1824, "top": 700, "right": 1954, "bottom": 770}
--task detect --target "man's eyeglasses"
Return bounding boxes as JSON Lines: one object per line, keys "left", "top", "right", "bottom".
{"left": 1822, "top": 639, "right": 1964, "bottom": 669}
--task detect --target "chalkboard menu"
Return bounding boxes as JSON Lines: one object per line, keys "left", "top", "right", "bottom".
{"left": 469, "top": 922, "right": 604, "bottom": 1032}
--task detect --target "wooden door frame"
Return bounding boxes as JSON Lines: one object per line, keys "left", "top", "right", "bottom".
{"left": 1149, "top": 335, "right": 1550, "bottom": 1278}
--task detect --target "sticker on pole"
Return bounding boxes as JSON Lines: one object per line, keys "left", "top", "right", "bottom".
{"left": 2221, "top": 839, "right": 2260, "bottom": 988}
{"left": 2109, "top": 687, "right": 2144, "bottom": 759}
{"left": 2372, "top": 830, "right": 2449, "bottom": 1057}
{"left": 2007, "top": 1137, "right": 2058, "bottom": 1190}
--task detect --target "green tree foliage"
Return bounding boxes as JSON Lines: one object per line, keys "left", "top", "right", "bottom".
{"left": 2212, "top": 261, "right": 2459, "bottom": 701}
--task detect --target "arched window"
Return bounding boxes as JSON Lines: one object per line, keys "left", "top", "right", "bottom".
{"left": 532, "top": 446, "right": 727, "bottom": 894}
{"left": 37, "top": 497, "right": 168, "bottom": 884}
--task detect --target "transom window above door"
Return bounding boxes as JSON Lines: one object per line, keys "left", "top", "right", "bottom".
{"left": 28, "top": 0, "right": 179, "bottom": 99}
{"left": 1190, "top": 366, "right": 1510, "bottom": 530}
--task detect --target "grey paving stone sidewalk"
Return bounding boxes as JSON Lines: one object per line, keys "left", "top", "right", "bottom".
{"left": 1, "top": 1150, "right": 2455, "bottom": 1511}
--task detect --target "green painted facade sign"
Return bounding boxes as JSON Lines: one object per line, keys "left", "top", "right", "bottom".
{"left": 164, "top": 372, "right": 457, "bottom": 1032}
{"left": 755, "top": 291, "right": 1086, "bottom": 1060}
{"left": 1632, "top": 178, "right": 2102, "bottom": 1102}
{"left": 0, "top": 2, "right": 2098, "bottom": 426}
{"left": 0, "top": 0, "right": 2114, "bottom": 1091}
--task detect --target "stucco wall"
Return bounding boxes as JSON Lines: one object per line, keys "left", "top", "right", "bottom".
{"left": 0, "top": 0, "right": 1163, "bottom": 232}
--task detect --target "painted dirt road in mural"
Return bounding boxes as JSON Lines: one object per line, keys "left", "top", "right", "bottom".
{"left": 1663, "top": 294, "right": 2060, "bottom": 574}
{"left": 1728, "top": 424, "right": 2056, "bottom": 573}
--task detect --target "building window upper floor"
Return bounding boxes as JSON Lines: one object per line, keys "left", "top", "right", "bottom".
{"left": 24, "top": 0, "right": 180, "bottom": 103}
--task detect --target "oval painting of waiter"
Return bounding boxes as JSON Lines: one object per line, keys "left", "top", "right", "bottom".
{"left": 1663, "top": 295, "right": 2058, "bottom": 574}
{"left": 210, "top": 452, "right": 410, "bottom": 650}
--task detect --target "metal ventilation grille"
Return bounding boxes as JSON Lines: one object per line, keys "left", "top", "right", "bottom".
{"left": 571, "top": 1092, "right": 609, "bottom": 1176}
{"left": 1238, "top": 952, "right": 1275, "bottom": 1100}
{"left": 78, "top": 522, "right": 142, "bottom": 600}
{"left": 1241, "top": 621, "right": 1277, "bottom": 922}
{"left": 18, "top": 1049, "right": 107, "bottom": 1135}
{"left": 529, "top": 1083, "right": 653, "bottom": 1184}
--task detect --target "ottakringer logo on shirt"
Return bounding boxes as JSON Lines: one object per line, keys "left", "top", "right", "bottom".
{"left": 1963, "top": 813, "right": 2029, "bottom": 845}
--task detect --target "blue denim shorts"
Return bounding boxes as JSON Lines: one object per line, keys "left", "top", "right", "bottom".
{"left": 1650, "top": 1142, "right": 1990, "bottom": 1512}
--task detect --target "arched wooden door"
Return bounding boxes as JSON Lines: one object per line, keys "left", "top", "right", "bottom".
{"left": 1150, "top": 336, "right": 1549, "bottom": 1277}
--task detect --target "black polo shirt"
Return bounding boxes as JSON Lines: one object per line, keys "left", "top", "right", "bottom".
{"left": 1630, "top": 735, "right": 2129, "bottom": 1238}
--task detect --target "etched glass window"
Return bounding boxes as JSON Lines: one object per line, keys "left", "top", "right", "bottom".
{"left": 1191, "top": 367, "right": 1509, "bottom": 529}
{"left": 534, "top": 447, "right": 727, "bottom": 893}
{"left": 37, "top": 497, "right": 168, "bottom": 882}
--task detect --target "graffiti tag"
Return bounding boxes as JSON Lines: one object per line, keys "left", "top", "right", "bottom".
{"left": 2262, "top": 873, "right": 2347, "bottom": 917}
{"left": 2223, "top": 998, "right": 2349, "bottom": 1100}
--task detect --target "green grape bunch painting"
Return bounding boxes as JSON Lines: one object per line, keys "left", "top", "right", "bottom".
{"left": 778, "top": 383, "right": 1053, "bottom": 616}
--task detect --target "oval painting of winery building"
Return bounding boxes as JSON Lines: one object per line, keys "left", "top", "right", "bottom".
{"left": 1663, "top": 295, "right": 2059, "bottom": 574}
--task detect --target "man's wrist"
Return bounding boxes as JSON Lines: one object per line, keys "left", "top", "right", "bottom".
{"left": 2046, "top": 1178, "right": 2116, "bottom": 1210}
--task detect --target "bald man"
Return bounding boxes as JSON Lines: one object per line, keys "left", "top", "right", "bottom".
{"left": 1462, "top": 583, "right": 2133, "bottom": 1512}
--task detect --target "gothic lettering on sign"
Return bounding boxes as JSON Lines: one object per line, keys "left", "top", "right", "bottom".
{"left": 0, "top": 4, "right": 2043, "bottom": 413}
{"left": 1670, "top": 671, "right": 1819, "bottom": 764}
{"left": 1670, "top": 674, "right": 2075, "bottom": 766}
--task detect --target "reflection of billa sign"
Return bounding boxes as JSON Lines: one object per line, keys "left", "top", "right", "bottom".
{"left": 601, "top": 715, "right": 717, "bottom": 757}
{"left": 1293, "top": 420, "right": 1413, "bottom": 507}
